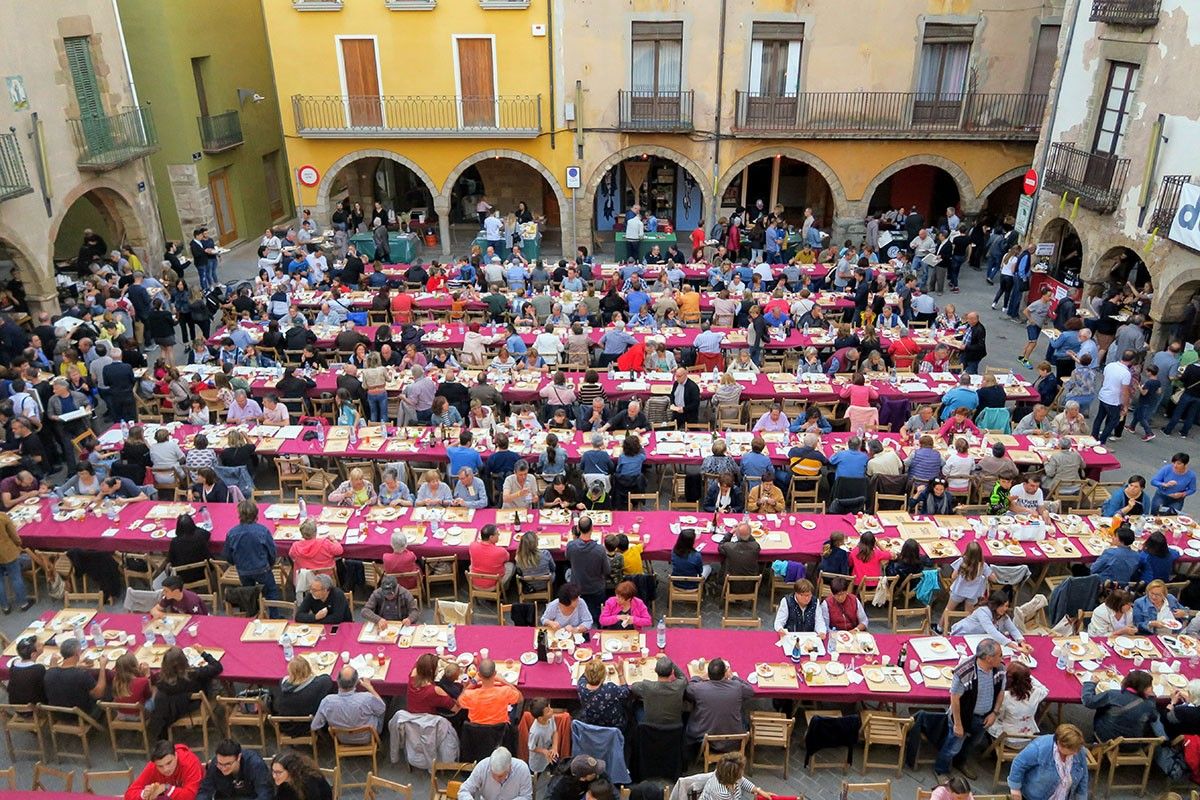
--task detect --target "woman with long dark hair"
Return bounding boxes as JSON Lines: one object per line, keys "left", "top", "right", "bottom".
{"left": 147, "top": 644, "right": 223, "bottom": 740}
{"left": 271, "top": 749, "right": 332, "bottom": 800}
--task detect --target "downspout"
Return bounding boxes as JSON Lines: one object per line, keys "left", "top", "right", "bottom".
{"left": 547, "top": 0, "right": 555, "bottom": 149}
{"left": 710, "top": 0, "right": 728, "bottom": 231}
{"left": 1026, "top": 0, "right": 1081, "bottom": 235}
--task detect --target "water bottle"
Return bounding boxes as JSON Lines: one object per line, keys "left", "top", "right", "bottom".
{"left": 282, "top": 634, "right": 294, "bottom": 662}
{"left": 164, "top": 628, "right": 176, "bottom": 646}
{"left": 828, "top": 634, "right": 838, "bottom": 658}
{"left": 447, "top": 624, "right": 457, "bottom": 652}
{"left": 349, "top": 425, "right": 358, "bottom": 446}
{"left": 121, "top": 420, "right": 129, "bottom": 437}
{"left": 316, "top": 424, "right": 325, "bottom": 445}
{"left": 790, "top": 637, "right": 801, "bottom": 662}
{"left": 298, "top": 497, "right": 308, "bottom": 520}
{"left": 50, "top": 494, "right": 61, "bottom": 517}
{"left": 73, "top": 621, "right": 85, "bottom": 645}
{"left": 106, "top": 503, "right": 119, "bottom": 522}
{"left": 656, "top": 617, "right": 667, "bottom": 650}
{"left": 987, "top": 519, "right": 998, "bottom": 540}
{"left": 1055, "top": 643, "right": 1068, "bottom": 671}
{"left": 90, "top": 621, "right": 103, "bottom": 648}
{"left": 889, "top": 367, "right": 897, "bottom": 385}
{"left": 608, "top": 362, "right": 615, "bottom": 380}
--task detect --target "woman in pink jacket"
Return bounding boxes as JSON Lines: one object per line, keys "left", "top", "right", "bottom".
{"left": 598, "top": 580, "right": 652, "bottom": 629}
{"left": 288, "top": 518, "right": 344, "bottom": 580}
{"left": 838, "top": 373, "right": 879, "bottom": 407}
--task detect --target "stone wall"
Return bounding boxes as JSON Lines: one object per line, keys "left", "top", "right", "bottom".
{"left": 168, "top": 163, "right": 215, "bottom": 237}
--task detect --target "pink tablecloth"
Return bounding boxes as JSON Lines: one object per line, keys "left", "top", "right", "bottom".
{"left": 0, "top": 611, "right": 1164, "bottom": 704}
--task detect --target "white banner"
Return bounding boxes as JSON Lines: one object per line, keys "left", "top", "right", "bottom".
{"left": 1168, "top": 182, "right": 1200, "bottom": 249}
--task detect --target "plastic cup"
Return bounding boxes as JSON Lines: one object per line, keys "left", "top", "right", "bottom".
{"left": 480, "top": 647, "right": 490, "bottom": 661}
{"left": 187, "top": 624, "right": 198, "bottom": 637}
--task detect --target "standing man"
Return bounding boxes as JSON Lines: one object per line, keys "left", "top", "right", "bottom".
{"left": 668, "top": 367, "right": 700, "bottom": 428}
{"left": 484, "top": 210, "right": 506, "bottom": 260}
{"left": 624, "top": 207, "right": 644, "bottom": 261}
{"left": 934, "top": 638, "right": 1006, "bottom": 783}
{"left": 190, "top": 227, "right": 216, "bottom": 292}
{"left": 1020, "top": 286, "right": 1054, "bottom": 369}
{"left": 102, "top": 348, "right": 138, "bottom": 422}
{"left": 196, "top": 739, "right": 272, "bottom": 800}
{"left": 221, "top": 500, "right": 282, "bottom": 610}
{"left": 566, "top": 516, "right": 610, "bottom": 621}
{"left": 1092, "top": 349, "right": 1133, "bottom": 445}
{"left": 961, "top": 312, "right": 987, "bottom": 375}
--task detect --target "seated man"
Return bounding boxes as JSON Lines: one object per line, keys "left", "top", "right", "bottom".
{"left": 629, "top": 656, "right": 686, "bottom": 726}
{"left": 294, "top": 574, "right": 353, "bottom": 625}
{"left": 360, "top": 575, "right": 420, "bottom": 625}
{"left": 44, "top": 636, "right": 107, "bottom": 719}
{"left": 459, "top": 658, "right": 523, "bottom": 725}
{"left": 196, "top": 738, "right": 271, "bottom": 800}
{"left": 126, "top": 741, "right": 204, "bottom": 800}
{"left": 311, "top": 665, "right": 386, "bottom": 743}
{"left": 602, "top": 400, "right": 649, "bottom": 434}
{"left": 683, "top": 658, "right": 754, "bottom": 753}
{"left": 1008, "top": 474, "right": 1051, "bottom": 523}
{"left": 1150, "top": 453, "right": 1197, "bottom": 515}
{"left": 152, "top": 575, "right": 208, "bottom": 618}
{"left": 1090, "top": 526, "right": 1139, "bottom": 585}
{"left": 457, "top": 747, "right": 533, "bottom": 800}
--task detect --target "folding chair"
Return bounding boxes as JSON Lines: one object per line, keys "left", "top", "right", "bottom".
{"left": 84, "top": 768, "right": 134, "bottom": 795}
{"left": 665, "top": 575, "right": 703, "bottom": 627}
{"left": 365, "top": 773, "right": 413, "bottom": 800}
{"left": 720, "top": 573, "right": 761, "bottom": 628}
{"left": 700, "top": 732, "right": 749, "bottom": 771}
{"left": 328, "top": 726, "right": 380, "bottom": 791}
{"left": 841, "top": 780, "right": 892, "bottom": 800}
{"left": 32, "top": 762, "right": 75, "bottom": 791}
{"left": 0, "top": 703, "right": 46, "bottom": 761}
{"left": 748, "top": 711, "right": 795, "bottom": 777}
{"left": 40, "top": 704, "right": 105, "bottom": 765}
{"left": 467, "top": 572, "right": 506, "bottom": 624}
{"left": 860, "top": 713, "right": 913, "bottom": 775}
{"left": 99, "top": 701, "right": 152, "bottom": 758}
{"left": 269, "top": 715, "right": 319, "bottom": 761}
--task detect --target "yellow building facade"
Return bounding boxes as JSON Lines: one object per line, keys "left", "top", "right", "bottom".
{"left": 263, "top": 0, "right": 1063, "bottom": 258}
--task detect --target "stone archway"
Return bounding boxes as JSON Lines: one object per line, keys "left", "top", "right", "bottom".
{"left": 0, "top": 222, "right": 44, "bottom": 309}
{"left": 860, "top": 154, "right": 976, "bottom": 210}
{"left": 717, "top": 146, "right": 848, "bottom": 217}
{"left": 316, "top": 148, "right": 439, "bottom": 224}
{"left": 978, "top": 166, "right": 1029, "bottom": 204}
{"left": 50, "top": 180, "right": 150, "bottom": 265}
{"left": 438, "top": 149, "right": 567, "bottom": 256}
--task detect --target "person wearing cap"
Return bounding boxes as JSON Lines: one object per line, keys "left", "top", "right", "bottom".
{"left": 546, "top": 756, "right": 609, "bottom": 800}
{"left": 458, "top": 746, "right": 532, "bottom": 800}
{"left": 361, "top": 575, "right": 419, "bottom": 624}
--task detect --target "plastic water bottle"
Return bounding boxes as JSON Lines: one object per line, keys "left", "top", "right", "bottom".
{"left": 656, "top": 617, "right": 667, "bottom": 650}
{"left": 828, "top": 634, "right": 838, "bottom": 658}
{"left": 50, "top": 494, "right": 61, "bottom": 517}
{"left": 447, "top": 624, "right": 457, "bottom": 652}
{"left": 89, "top": 621, "right": 103, "bottom": 648}
{"left": 987, "top": 519, "right": 998, "bottom": 540}
{"left": 608, "top": 363, "right": 615, "bottom": 380}
{"left": 281, "top": 634, "right": 294, "bottom": 662}
{"left": 121, "top": 420, "right": 129, "bottom": 437}
{"left": 298, "top": 497, "right": 308, "bottom": 520}
{"left": 73, "top": 621, "right": 85, "bottom": 645}
{"left": 349, "top": 424, "right": 358, "bottom": 446}
{"left": 164, "top": 628, "right": 176, "bottom": 646}
{"left": 316, "top": 425, "right": 325, "bottom": 445}
{"left": 1055, "top": 643, "right": 1068, "bottom": 671}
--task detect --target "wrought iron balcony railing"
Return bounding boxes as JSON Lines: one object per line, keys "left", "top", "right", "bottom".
{"left": 1090, "top": 0, "right": 1161, "bottom": 27}
{"left": 618, "top": 90, "right": 695, "bottom": 132}
{"left": 67, "top": 106, "right": 159, "bottom": 171}
{"left": 1042, "top": 141, "right": 1131, "bottom": 214}
{"left": 199, "top": 110, "right": 244, "bottom": 154}
{"left": 292, "top": 94, "right": 542, "bottom": 137}
{"left": 0, "top": 132, "right": 33, "bottom": 202}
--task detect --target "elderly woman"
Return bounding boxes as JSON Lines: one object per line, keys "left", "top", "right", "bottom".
{"left": 1133, "top": 578, "right": 1189, "bottom": 634}
{"left": 599, "top": 580, "right": 652, "bottom": 630}
{"left": 415, "top": 469, "right": 453, "bottom": 507}
{"left": 382, "top": 532, "right": 420, "bottom": 590}
{"left": 289, "top": 518, "right": 343, "bottom": 585}
{"left": 148, "top": 428, "right": 186, "bottom": 485}
{"left": 1052, "top": 401, "right": 1089, "bottom": 436}
{"left": 1014, "top": 403, "right": 1053, "bottom": 435}
{"left": 577, "top": 658, "right": 630, "bottom": 730}
{"left": 453, "top": 466, "right": 488, "bottom": 509}
{"left": 795, "top": 346, "right": 824, "bottom": 376}
{"left": 377, "top": 467, "right": 414, "bottom": 506}
{"left": 541, "top": 583, "right": 593, "bottom": 632}
{"left": 1007, "top": 724, "right": 1089, "bottom": 800}
{"left": 700, "top": 439, "right": 741, "bottom": 487}
{"left": 1061, "top": 356, "right": 1098, "bottom": 412}
{"left": 711, "top": 372, "right": 744, "bottom": 408}
{"left": 466, "top": 399, "right": 496, "bottom": 431}
{"left": 328, "top": 467, "right": 377, "bottom": 506}
{"left": 951, "top": 590, "right": 1032, "bottom": 652}
{"left": 699, "top": 753, "right": 773, "bottom": 800}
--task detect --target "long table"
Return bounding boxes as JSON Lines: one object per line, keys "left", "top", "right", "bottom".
{"left": 3, "top": 611, "right": 1193, "bottom": 705}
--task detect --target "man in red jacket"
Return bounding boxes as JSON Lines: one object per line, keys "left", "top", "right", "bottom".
{"left": 126, "top": 741, "right": 203, "bottom": 800}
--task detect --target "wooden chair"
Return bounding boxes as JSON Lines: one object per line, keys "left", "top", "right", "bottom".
{"left": 297, "top": 465, "right": 338, "bottom": 503}
{"left": 320, "top": 766, "right": 341, "bottom": 798}
{"left": 173, "top": 560, "right": 214, "bottom": 594}
{"left": 817, "top": 571, "right": 854, "bottom": 599}
{"left": 890, "top": 606, "right": 931, "bottom": 635}
{"left": 434, "top": 599, "right": 473, "bottom": 625}
{"left": 275, "top": 456, "right": 308, "bottom": 501}
{"left": 430, "top": 762, "right": 478, "bottom": 800}
{"left": 516, "top": 574, "right": 553, "bottom": 604}
{"left": 0, "top": 703, "right": 46, "bottom": 761}
{"left": 33, "top": 761, "right": 75, "bottom": 791}
{"left": 721, "top": 573, "right": 761, "bottom": 628}
{"left": 790, "top": 501, "right": 826, "bottom": 514}
{"left": 40, "top": 704, "right": 105, "bottom": 765}
{"left": 1099, "top": 737, "right": 1160, "bottom": 797}
{"left": 627, "top": 492, "right": 660, "bottom": 511}
{"left": 801, "top": 710, "right": 850, "bottom": 770}
{"left": 168, "top": 692, "right": 216, "bottom": 758}
{"left": 259, "top": 596, "right": 296, "bottom": 620}
{"left": 842, "top": 781, "right": 892, "bottom": 800}
{"left": 365, "top": 773, "right": 413, "bottom": 800}
{"left": 120, "top": 551, "right": 165, "bottom": 589}
{"left": 84, "top": 767, "right": 133, "bottom": 795}
{"left": 423, "top": 556, "right": 459, "bottom": 599}
{"left": 99, "top": 701, "right": 152, "bottom": 758}
{"left": 466, "top": 572, "right": 506, "bottom": 624}
{"left": 328, "top": 726, "right": 380, "bottom": 791}
{"left": 217, "top": 695, "right": 269, "bottom": 749}
{"left": 0, "top": 766, "right": 12, "bottom": 789}
{"left": 700, "top": 732, "right": 749, "bottom": 771}
{"left": 748, "top": 711, "right": 795, "bottom": 777}
{"left": 269, "top": 715, "right": 319, "bottom": 761}
{"left": 665, "top": 575, "right": 704, "bottom": 627}
{"left": 63, "top": 590, "right": 105, "bottom": 611}
{"left": 874, "top": 493, "right": 908, "bottom": 512}
{"left": 982, "top": 732, "right": 1034, "bottom": 788}
{"left": 860, "top": 713, "right": 913, "bottom": 775}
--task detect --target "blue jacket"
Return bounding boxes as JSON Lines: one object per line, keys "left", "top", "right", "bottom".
{"left": 570, "top": 720, "right": 630, "bottom": 783}
{"left": 1089, "top": 546, "right": 1140, "bottom": 583}
{"left": 1132, "top": 547, "right": 1180, "bottom": 584}
{"left": 1007, "top": 733, "right": 1088, "bottom": 800}
{"left": 222, "top": 523, "right": 276, "bottom": 575}
{"left": 1101, "top": 488, "right": 1143, "bottom": 517}
{"left": 1132, "top": 593, "right": 1184, "bottom": 634}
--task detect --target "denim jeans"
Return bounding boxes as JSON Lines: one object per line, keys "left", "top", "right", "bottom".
{"left": 200, "top": 260, "right": 219, "bottom": 291}
{"left": 1129, "top": 401, "right": 1155, "bottom": 436}
{"left": 1166, "top": 393, "right": 1200, "bottom": 435}
{"left": 934, "top": 712, "right": 987, "bottom": 774}
{"left": 1151, "top": 490, "right": 1185, "bottom": 515}
{"left": 749, "top": 345, "right": 763, "bottom": 366}
{"left": 0, "top": 558, "right": 27, "bottom": 608}
{"left": 992, "top": 276, "right": 1013, "bottom": 307}
{"left": 1006, "top": 278, "right": 1027, "bottom": 320}
{"left": 963, "top": 360, "right": 982, "bottom": 376}
{"left": 367, "top": 391, "right": 389, "bottom": 423}
{"left": 948, "top": 255, "right": 964, "bottom": 288}
{"left": 1092, "top": 400, "right": 1123, "bottom": 444}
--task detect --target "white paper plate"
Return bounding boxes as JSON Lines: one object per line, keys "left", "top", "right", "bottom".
{"left": 605, "top": 639, "right": 622, "bottom": 652}
{"left": 747, "top": 673, "right": 759, "bottom": 685}
{"left": 824, "top": 662, "right": 846, "bottom": 675}
{"left": 921, "top": 664, "right": 943, "bottom": 680}
{"left": 520, "top": 652, "right": 538, "bottom": 665}
{"left": 1094, "top": 446, "right": 1108, "bottom": 454}
{"left": 1114, "top": 636, "right": 1136, "bottom": 649}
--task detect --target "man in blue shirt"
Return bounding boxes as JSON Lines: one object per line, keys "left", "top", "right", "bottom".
{"left": 505, "top": 262, "right": 528, "bottom": 292}
{"left": 829, "top": 437, "right": 869, "bottom": 479}
{"left": 764, "top": 223, "right": 784, "bottom": 264}
{"left": 625, "top": 280, "right": 650, "bottom": 317}
{"left": 1090, "top": 526, "right": 1141, "bottom": 584}
{"left": 1151, "top": 453, "right": 1197, "bottom": 514}
{"left": 597, "top": 321, "right": 636, "bottom": 365}
{"left": 447, "top": 430, "right": 486, "bottom": 476}
{"left": 222, "top": 499, "right": 282, "bottom": 611}
{"left": 692, "top": 323, "right": 725, "bottom": 372}
{"left": 739, "top": 437, "right": 775, "bottom": 485}
{"left": 940, "top": 376, "right": 979, "bottom": 421}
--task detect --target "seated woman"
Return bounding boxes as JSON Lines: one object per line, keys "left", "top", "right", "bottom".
{"left": 598, "top": 580, "right": 652, "bottom": 630}
{"left": 938, "top": 406, "right": 980, "bottom": 438}
{"left": 429, "top": 396, "right": 463, "bottom": 427}
{"left": 147, "top": 645, "right": 223, "bottom": 740}
{"left": 986, "top": 661, "right": 1049, "bottom": 748}
{"left": 848, "top": 532, "right": 889, "bottom": 591}
{"left": 909, "top": 476, "right": 957, "bottom": 515}
{"left": 289, "top": 519, "right": 343, "bottom": 586}
{"left": 382, "top": 532, "right": 420, "bottom": 591}
{"left": 415, "top": 469, "right": 453, "bottom": 507}
{"left": 951, "top": 590, "right": 1033, "bottom": 652}
{"left": 883, "top": 538, "right": 933, "bottom": 580}
{"left": 702, "top": 472, "right": 744, "bottom": 513}
{"left": 328, "top": 467, "right": 377, "bottom": 506}
{"left": 540, "top": 583, "right": 593, "bottom": 633}
{"left": 191, "top": 467, "right": 229, "bottom": 503}
{"left": 377, "top": 467, "right": 414, "bottom": 507}
{"left": 1133, "top": 578, "right": 1190, "bottom": 634}
{"left": 819, "top": 577, "right": 869, "bottom": 632}
{"left": 1081, "top": 669, "right": 1165, "bottom": 744}
{"left": 699, "top": 754, "right": 772, "bottom": 800}
{"left": 1087, "top": 589, "right": 1137, "bottom": 637}
{"left": 1163, "top": 679, "right": 1200, "bottom": 738}
{"left": 540, "top": 474, "right": 578, "bottom": 509}
{"left": 1132, "top": 530, "right": 1180, "bottom": 584}
{"left": 274, "top": 656, "right": 335, "bottom": 737}
{"left": 577, "top": 659, "right": 630, "bottom": 730}
{"left": 515, "top": 531, "right": 554, "bottom": 592}
{"left": 772, "top": 578, "right": 821, "bottom": 634}
{"left": 670, "top": 529, "right": 711, "bottom": 588}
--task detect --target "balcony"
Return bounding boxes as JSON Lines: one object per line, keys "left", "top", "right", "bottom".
{"left": 0, "top": 132, "right": 33, "bottom": 202}
{"left": 67, "top": 106, "right": 159, "bottom": 171}
{"left": 732, "top": 91, "right": 1047, "bottom": 140}
{"left": 1149, "top": 174, "right": 1191, "bottom": 233}
{"left": 618, "top": 90, "right": 694, "bottom": 132}
{"left": 198, "top": 110, "right": 244, "bottom": 154}
{"left": 1090, "top": 0, "right": 1160, "bottom": 26}
{"left": 1042, "top": 142, "right": 1131, "bottom": 214}
{"left": 292, "top": 94, "right": 541, "bottom": 138}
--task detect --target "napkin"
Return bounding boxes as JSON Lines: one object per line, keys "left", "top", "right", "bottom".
{"left": 847, "top": 671, "right": 865, "bottom": 685}
{"left": 102, "top": 528, "right": 119, "bottom": 537}
{"left": 911, "top": 672, "right": 925, "bottom": 685}
{"left": 1152, "top": 662, "right": 1172, "bottom": 674}
{"left": 1079, "top": 660, "right": 1100, "bottom": 670}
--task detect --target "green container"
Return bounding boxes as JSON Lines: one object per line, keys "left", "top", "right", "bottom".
{"left": 350, "top": 232, "right": 416, "bottom": 264}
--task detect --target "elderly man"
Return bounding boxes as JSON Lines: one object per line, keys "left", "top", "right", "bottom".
{"left": 459, "top": 659, "right": 523, "bottom": 725}
{"left": 603, "top": 400, "right": 649, "bottom": 434}
{"left": 961, "top": 311, "right": 987, "bottom": 375}
{"left": 361, "top": 575, "right": 419, "bottom": 625}
{"left": 752, "top": 403, "right": 790, "bottom": 433}
{"left": 46, "top": 378, "right": 91, "bottom": 471}
{"left": 940, "top": 375, "right": 979, "bottom": 421}
{"left": 403, "top": 365, "right": 438, "bottom": 424}
{"left": 196, "top": 738, "right": 271, "bottom": 800}
{"left": 629, "top": 657, "right": 686, "bottom": 726}
{"left": 1014, "top": 404, "right": 1053, "bottom": 435}
{"left": 225, "top": 390, "right": 262, "bottom": 424}
{"left": 668, "top": 367, "right": 700, "bottom": 427}
{"left": 44, "top": 637, "right": 108, "bottom": 718}
{"left": 0, "top": 469, "right": 45, "bottom": 510}
{"left": 311, "top": 666, "right": 386, "bottom": 743}
{"left": 295, "top": 574, "right": 353, "bottom": 624}
{"left": 935, "top": 638, "right": 1007, "bottom": 782}
{"left": 1053, "top": 401, "right": 1090, "bottom": 436}
{"left": 458, "top": 747, "right": 533, "bottom": 800}
{"left": 453, "top": 466, "right": 489, "bottom": 509}
{"left": 719, "top": 522, "right": 762, "bottom": 576}
{"left": 576, "top": 397, "right": 609, "bottom": 432}
{"left": 684, "top": 658, "right": 755, "bottom": 755}
{"left": 1042, "top": 437, "right": 1084, "bottom": 496}
{"left": 902, "top": 405, "right": 939, "bottom": 439}
{"left": 597, "top": 320, "right": 636, "bottom": 366}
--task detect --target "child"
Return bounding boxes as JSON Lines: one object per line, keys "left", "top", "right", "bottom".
{"left": 941, "top": 541, "right": 992, "bottom": 633}
{"left": 604, "top": 534, "right": 624, "bottom": 592}
{"left": 436, "top": 661, "right": 463, "bottom": 703}
{"left": 526, "top": 698, "right": 559, "bottom": 778}
{"left": 849, "top": 532, "right": 889, "bottom": 591}
{"left": 1128, "top": 363, "right": 1161, "bottom": 442}
{"left": 618, "top": 533, "right": 644, "bottom": 575}
{"left": 818, "top": 532, "right": 851, "bottom": 577}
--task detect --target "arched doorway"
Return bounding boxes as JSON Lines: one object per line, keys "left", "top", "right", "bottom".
{"left": 1039, "top": 218, "right": 1083, "bottom": 283}
{"left": 319, "top": 150, "right": 438, "bottom": 231}
{"left": 864, "top": 157, "right": 973, "bottom": 230}
{"left": 441, "top": 152, "right": 564, "bottom": 259}
{"left": 51, "top": 185, "right": 148, "bottom": 275}
{"left": 717, "top": 153, "right": 837, "bottom": 232}
{"left": 1096, "top": 246, "right": 1151, "bottom": 292}
{"left": 0, "top": 236, "right": 34, "bottom": 312}
{"left": 592, "top": 153, "right": 704, "bottom": 241}
{"left": 1154, "top": 272, "right": 1200, "bottom": 345}
{"left": 979, "top": 169, "right": 1027, "bottom": 223}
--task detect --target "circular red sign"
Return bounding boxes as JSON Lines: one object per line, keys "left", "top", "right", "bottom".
{"left": 297, "top": 165, "right": 320, "bottom": 187}
{"left": 1023, "top": 168, "right": 1038, "bottom": 195}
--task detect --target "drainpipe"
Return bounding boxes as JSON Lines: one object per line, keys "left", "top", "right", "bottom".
{"left": 1026, "top": 0, "right": 1081, "bottom": 236}
{"left": 709, "top": 0, "right": 728, "bottom": 231}
{"left": 547, "top": 0, "right": 555, "bottom": 149}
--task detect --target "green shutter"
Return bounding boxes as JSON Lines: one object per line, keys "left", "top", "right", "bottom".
{"left": 64, "top": 36, "right": 112, "bottom": 157}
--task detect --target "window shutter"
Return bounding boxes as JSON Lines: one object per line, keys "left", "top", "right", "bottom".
{"left": 632, "top": 21, "right": 682, "bottom": 42}
{"left": 751, "top": 21, "right": 804, "bottom": 41}
{"left": 922, "top": 23, "right": 975, "bottom": 42}
{"left": 64, "top": 36, "right": 103, "bottom": 119}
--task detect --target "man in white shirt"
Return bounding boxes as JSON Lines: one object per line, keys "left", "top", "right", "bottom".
{"left": 483, "top": 256, "right": 505, "bottom": 288}
{"left": 531, "top": 325, "right": 564, "bottom": 367}
{"left": 1093, "top": 349, "right": 1134, "bottom": 444}
{"left": 1008, "top": 474, "right": 1051, "bottom": 522}
{"left": 910, "top": 228, "right": 936, "bottom": 288}
{"left": 946, "top": 206, "right": 961, "bottom": 231}
{"left": 484, "top": 212, "right": 506, "bottom": 258}
{"left": 306, "top": 250, "right": 328, "bottom": 286}
{"left": 624, "top": 211, "right": 644, "bottom": 258}
{"left": 865, "top": 439, "right": 903, "bottom": 477}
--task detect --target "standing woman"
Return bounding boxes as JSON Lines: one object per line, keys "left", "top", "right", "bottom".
{"left": 271, "top": 749, "right": 333, "bottom": 800}
{"left": 172, "top": 279, "right": 194, "bottom": 343}
{"left": 361, "top": 351, "right": 389, "bottom": 423}
{"left": 188, "top": 287, "right": 213, "bottom": 339}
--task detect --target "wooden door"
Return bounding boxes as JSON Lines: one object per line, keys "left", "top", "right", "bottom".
{"left": 341, "top": 38, "right": 382, "bottom": 127}
{"left": 208, "top": 169, "right": 238, "bottom": 245}
{"left": 456, "top": 38, "right": 496, "bottom": 127}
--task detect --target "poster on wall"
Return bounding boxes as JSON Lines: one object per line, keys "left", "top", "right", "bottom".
{"left": 1169, "top": 183, "right": 1200, "bottom": 251}
{"left": 676, "top": 167, "right": 702, "bottom": 231}
{"left": 595, "top": 168, "right": 620, "bottom": 232}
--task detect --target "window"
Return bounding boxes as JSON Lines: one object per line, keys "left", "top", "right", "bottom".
{"left": 749, "top": 22, "right": 803, "bottom": 96}
{"left": 631, "top": 21, "right": 682, "bottom": 95}
{"left": 916, "top": 24, "right": 973, "bottom": 99}
{"left": 192, "top": 57, "right": 210, "bottom": 118}
{"left": 64, "top": 36, "right": 103, "bottom": 119}
{"left": 1027, "top": 24, "right": 1061, "bottom": 95}
{"left": 1092, "top": 61, "right": 1138, "bottom": 155}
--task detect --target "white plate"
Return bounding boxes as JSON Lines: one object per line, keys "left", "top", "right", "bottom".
{"left": 604, "top": 639, "right": 623, "bottom": 652}
{"left": 1094, "top": 446, "right": 1108, "bottom": 454}
{"left": 747, "top": 673, "right": 759, "bottom": 685}
{"left": 1135, "top": 637, "right": 1153, "bottom": 650}
{"left": 1163, "top": 619, "right": 1183, "bottom": 630}
{"left": 824, "top": 662, "right": 846, "bottom": 675}
{"left": 800, "top": 520, "right": 817, "bottom": 530}
{"left": 520, "top": 652, "right": 538, "bottom": 665}
{"left": 456, "top": 653, "right": 475, "bottom": 667}
{"left": 756, "top": 664, "right": 774, "bottom": 678}
{"left": 555, "top": 629, "right": 572, "bottom": 641}
{"left": 1188, "top": 549, "right": 1200, "bottom": 558}
{"left": 358, "top": 665, "right": 376, "bottom": 680}
{"left": 920, "top": 664, "right": 943, "bottom": 680}
{"left": 1114, "top": 636, "right": 1136, "bottom": 649}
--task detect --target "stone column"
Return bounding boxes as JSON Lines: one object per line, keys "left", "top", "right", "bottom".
{"left": 436, "top": 197, "right": 452, "bottom": 257}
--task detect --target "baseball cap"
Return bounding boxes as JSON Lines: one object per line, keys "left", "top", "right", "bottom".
{"left": 570, "top": 755, "right": 605, "bottom": 778}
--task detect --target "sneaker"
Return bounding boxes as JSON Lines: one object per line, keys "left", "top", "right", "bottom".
{"left": 0, "top": 606, "right": 9, "bottom": 615}
{"left": 1143, "top": 433, "right": 1156, "bottom": 442}
{"left": 990, "top": 302, "right": 998, "bottom": 309}
{"left": 957, "top": 764, "right": 979, "bottom": 781}
{"left": 18, "top": 599, "right": 33, "bottom": 612}
{"left": 951, "top": 286, "right": 960, "bottom": 293}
